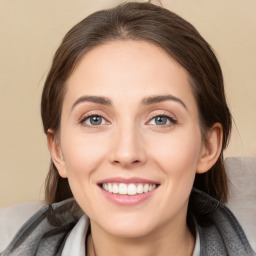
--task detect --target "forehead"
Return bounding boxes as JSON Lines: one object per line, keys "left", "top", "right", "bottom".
{"left": 64, "top": 40, "right": 197, "bottom": 111}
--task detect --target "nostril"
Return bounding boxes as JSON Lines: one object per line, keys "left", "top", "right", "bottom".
{"left": 112, "top": 159, "right": 140, "bottom": 164}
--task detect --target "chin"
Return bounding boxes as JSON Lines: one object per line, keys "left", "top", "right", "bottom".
{"left": 93, "top": 212, "right": 158, "bottom": 238}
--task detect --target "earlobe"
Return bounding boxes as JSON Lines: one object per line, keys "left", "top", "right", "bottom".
{"left": 46, "top": 129, "right": 68, "bottom": 178}
{"left": 196, "top": 123, "right": 223, "bottom": 174}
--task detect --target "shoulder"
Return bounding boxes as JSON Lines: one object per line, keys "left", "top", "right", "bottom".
{"left": 191, "top": 189, "right": 255, "bottom": 256}
{"left": 0, "top": 200, "right": 44, "bottom": 253}
{"left": 0, "top": 198, "right": 83, "bottom": 256}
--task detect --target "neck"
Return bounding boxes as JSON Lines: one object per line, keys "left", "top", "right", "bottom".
{"left": 87, "top": 219, "right": 195, "bottom": 256}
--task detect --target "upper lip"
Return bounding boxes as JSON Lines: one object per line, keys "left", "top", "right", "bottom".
{"left": 97, "top": 177, "right": 160, "bottom": 185}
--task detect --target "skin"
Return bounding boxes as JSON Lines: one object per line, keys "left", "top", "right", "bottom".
{"left": 48, "top": 40, "right": 223, "bottom": 256}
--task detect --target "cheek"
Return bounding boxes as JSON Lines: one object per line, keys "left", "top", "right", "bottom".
{"left": 147, "top": 126, "right": 202, "bottom": 179}
{"left": 60, "top": 130, "right": 109, "bottom": 179}
{"left": 147, "top": 128, "right": 202, "bottom": 210}
{"left": 59, "top": 132, "right": 110, "bottom": 210}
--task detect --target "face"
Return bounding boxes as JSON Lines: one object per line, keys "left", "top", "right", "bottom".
{"left": 51, "top": 40, "right": 210, "bottom": 238}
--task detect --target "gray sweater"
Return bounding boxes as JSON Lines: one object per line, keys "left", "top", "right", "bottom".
{"left": 1, "top": 189, "right": 255, "bottom": 256}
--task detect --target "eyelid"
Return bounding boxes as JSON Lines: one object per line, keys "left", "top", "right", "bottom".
{"left": 146, "top": 111, "right": 177, "bottom": 125}
{"left": 79, "top": 111, "right": 111, "bottom": 127}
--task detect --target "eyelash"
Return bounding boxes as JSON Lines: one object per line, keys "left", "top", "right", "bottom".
{"left": 147, "top": 114, "right": 177, "bottom": 127}
{"left": 80, "top": 113, "right": 109, "bottom": 127}
{"left": 79, "top": 113, "right": 177, "bottom": 128}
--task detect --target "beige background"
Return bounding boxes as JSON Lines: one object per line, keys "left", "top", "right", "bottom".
{"left": 0, "top": 0, "right": 255, "bottom": 209}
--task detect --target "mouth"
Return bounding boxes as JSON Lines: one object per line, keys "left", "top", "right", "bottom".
{"left": 100, "top": 183, "right": 158, "bottom": 195}
{"left": 97, "top": 177, "right": 160, "bottom": 205}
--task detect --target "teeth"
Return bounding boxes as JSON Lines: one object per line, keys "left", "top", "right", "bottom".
{"left": 108, "top": 184, "right": 113, "bottom": 193}
{"left": 119, "top": 183, "right": 127, "bottom": 194}
{"left": 137, "top": 184, "right": 144, "bottom": 194}
{"left": 128, "top": 184, "right": 136, "bottom": 195}
{"left": 102, "top": 183, "right": 157, "bottom": 195}
{"left": 143, "top": 184, "right": 149, "bottom": 193}
{"left": 112, "top": 184, "right": 119, "bottom": 194}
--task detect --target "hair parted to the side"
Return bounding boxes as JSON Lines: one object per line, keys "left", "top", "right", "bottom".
{"left": 41, "top": 2, "right": 232, "bottom": 205}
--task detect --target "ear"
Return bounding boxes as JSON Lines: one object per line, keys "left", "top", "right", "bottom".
{"left": 196, "top": 123, "right": 223, "bottom": 174}
{"left": 46, "top": 129, "right": 68, "bottom": 178}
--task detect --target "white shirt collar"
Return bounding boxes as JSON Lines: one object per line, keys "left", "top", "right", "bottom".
{"left": 61, "top": 215, "right": 89, "bottom": 256}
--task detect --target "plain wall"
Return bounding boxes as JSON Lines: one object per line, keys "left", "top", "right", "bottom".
{"left": 0, "top": 0, "right": 255, "bottom": 209}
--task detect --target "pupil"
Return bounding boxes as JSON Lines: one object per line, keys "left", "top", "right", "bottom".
{"left": 90, "top": 116, "right": 102, "bottom": 125}
{"left": 156, "top": 116, "right": 167, "bottom": 125}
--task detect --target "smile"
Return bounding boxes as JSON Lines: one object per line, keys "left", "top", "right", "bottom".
{"left": 101, "top": 183, "right": 157, "bottom": 195}
{"left": 98, "top": 177, "right": 160, "bottom": 205}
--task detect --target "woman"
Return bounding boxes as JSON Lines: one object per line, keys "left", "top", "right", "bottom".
{"left": 1, "top": 2, "right": 255, "bottom": 256}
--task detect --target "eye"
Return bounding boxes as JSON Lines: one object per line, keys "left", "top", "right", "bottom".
{"left": 148, "top": 115, "right": 177, "bottom": 126}
{"left": 81, "top": 115, "right": 108, "bottom": 126}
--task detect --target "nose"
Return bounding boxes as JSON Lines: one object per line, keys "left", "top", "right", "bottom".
{"left": 109, "top": 123, "right": 147, "bottom": 169}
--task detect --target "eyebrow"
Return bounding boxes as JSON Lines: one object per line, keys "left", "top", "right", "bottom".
{"left": 71, "top": 96, "right": 112, "bottom": 110}
{"left": 71, "top": 94, "right": 187, "bottom": 110}
{"left": 142, "top": 94, "right": 187, "bottom": 110}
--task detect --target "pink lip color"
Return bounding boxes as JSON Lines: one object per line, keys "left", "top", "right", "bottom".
{"left": 97, "top": 176, "right": 159, "bottom": 185}
{"left": 97, "top": 177, "right": 159, "bottom": 206}
{"left": 100, "top": 187, "right": 157, "bottom": 206}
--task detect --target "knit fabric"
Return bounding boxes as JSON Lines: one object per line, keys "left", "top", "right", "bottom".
{"left": 1, "top": 189, "right": 255, "bottom": 256}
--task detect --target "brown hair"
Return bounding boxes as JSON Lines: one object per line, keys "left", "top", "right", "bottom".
{"left": 41, "top": 2, "right": 232, "bottom": 205}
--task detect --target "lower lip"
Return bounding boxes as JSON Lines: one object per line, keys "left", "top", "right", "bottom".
{"left": 100, "top": 187, "right": 158, "bottom": 206}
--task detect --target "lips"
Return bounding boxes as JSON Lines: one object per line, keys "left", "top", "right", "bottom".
{"left": 97, "top": 177, "right": 160, "bottom": 205}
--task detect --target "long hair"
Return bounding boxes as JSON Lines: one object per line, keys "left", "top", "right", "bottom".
{"left": 41, "top": 2, "right": 232, "bottom": 205}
